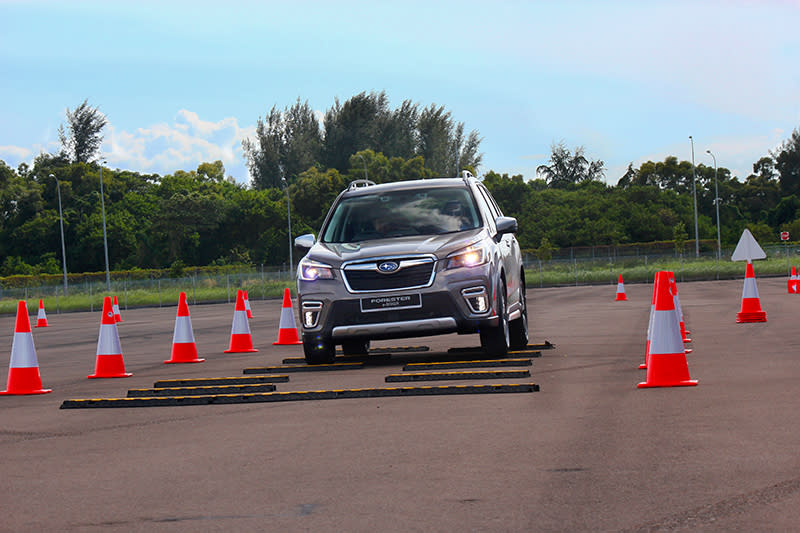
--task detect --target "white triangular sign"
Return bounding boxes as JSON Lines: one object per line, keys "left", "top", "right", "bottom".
{"left": 731, "top": 229, "right": 766, "bottom": 262}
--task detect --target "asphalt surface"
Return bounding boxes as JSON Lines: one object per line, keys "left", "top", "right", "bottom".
{"left": 1, "top": 277, "right": 799, "bottom": 531}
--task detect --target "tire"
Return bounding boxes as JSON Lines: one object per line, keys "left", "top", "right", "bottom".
{"left": 480, "top": 285, "right": 510, "bottom": 357}
{"left": 303, "top": 334, "right": 336, "bottom": 364}
{"left": 341, "top": 339, "right": 370, "bottom": 356}
{"left": 509, "top": 280, "right": 529, "bottom": 349}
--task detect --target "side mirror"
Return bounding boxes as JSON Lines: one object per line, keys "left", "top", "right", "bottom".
{"left": 294, "top": 234, "right": 315, "bottom": 249}
{"left": 495, "top": 216, "right": 518, "bottom": 236}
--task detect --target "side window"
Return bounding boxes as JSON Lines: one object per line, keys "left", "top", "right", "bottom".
{"left": 478, "top": 184, "right": 504, "bottom": 217}
{"left": 472, "top": 185, "right": 496, "bottom": 234}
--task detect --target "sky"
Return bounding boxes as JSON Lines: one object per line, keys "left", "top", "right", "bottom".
{"left": 1, "top": 0, "right": 799, "bottom": 185}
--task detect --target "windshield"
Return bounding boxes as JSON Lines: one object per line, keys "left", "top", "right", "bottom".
{"left": 321, "top": 187, "right": 481, "bottom": 243}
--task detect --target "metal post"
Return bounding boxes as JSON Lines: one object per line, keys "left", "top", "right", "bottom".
{"left": 99, "top": 160, "right": 111, "bottom": 291}
{"left": 357, "top": 153, "right": 369, "bottom": 180}
{"left": 706, "top": 150, "right": 721, "bottom": 261}
{"left": 689, "top": 136, "right": 699, "bottom": 258}
{"left": 50, "top": 174, "right": 69, "bottom": 295}
{"left": 281, "top": 177, "right": 293, "bottom": 281}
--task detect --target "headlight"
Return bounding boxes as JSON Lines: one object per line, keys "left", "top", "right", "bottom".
{"left": 445, "top": 244, "right": 488, "bottom": 270}
{"left": 298, "top": 258, "right": 335, "bottom": 281}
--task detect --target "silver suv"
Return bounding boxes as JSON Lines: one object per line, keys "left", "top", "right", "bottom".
{"left": 294, "top": 171, "right": 528, "bottom": 364}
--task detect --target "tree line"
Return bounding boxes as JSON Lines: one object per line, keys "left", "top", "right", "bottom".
{"left": 1, "top": 94, "right": 799, "bottom": 278}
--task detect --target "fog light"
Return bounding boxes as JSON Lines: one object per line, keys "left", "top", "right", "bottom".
{"left": 301, "top": 301, "right": 322, "bottom": 328}
{"left": 462, "top": 287, "right": 488, "bottom": 314}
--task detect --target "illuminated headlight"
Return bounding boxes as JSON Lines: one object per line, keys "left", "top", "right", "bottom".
{"left": 298, "top": 258, "right": 334, "bottom": 281}
{"left": 446, "top": 244, "right": 488, "bottom": 270}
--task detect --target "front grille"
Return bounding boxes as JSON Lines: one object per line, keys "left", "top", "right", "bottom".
{"left": 343, "top": 258, "right": 435, "bottom": 292}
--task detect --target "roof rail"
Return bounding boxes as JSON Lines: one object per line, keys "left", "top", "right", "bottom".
{"left": 348, "top": 179, "right": 376, "bottom": 191}
{"left": 460, "top": 170, "right": 475, "bottom": 184}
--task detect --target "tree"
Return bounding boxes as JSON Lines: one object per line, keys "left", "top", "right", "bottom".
{"left": 58, "top": 99, "right": 107, "bottom": 163}
{"left": 536, "top": 142, "right": 604, "bottom": 188}
{"left": 774, "top": 126, "right": 800, "bottom": 197}
{"left": 243, "top": 106, "right": 284, "bottom": 189}
{"left": 322, "top": 91, "right": 389, "bottom": 171}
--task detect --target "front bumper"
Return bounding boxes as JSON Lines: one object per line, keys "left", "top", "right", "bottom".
{"left": 297, "top": 265, "right": 498, "bottom": 342}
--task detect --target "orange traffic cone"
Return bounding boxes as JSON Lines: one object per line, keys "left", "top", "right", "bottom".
{"left": 112, "top": 295, "right": 123, "bottom": 323}
{"left": 88, "top": 296, "right": 132, "bottom": 378}
{"left": 737, "top": 262, "right": 767, "bottom": 323}
{"left": 165, "top": 292, "right": 204, "bottom": 364}
{"left": 0, "top": 301, "right": 52, "bottom": 395}
{"left": 224, "top": 290, "right": 258, "bottom": 353}
{"left": 639, "top": 272, "right": 659, "bottom": 370}
{"left": 34, "top": 299, "right": 49, "bottom": 328}
{"left": 273, "top": 288, "right": 302, "bottom": 345}
{"left": 638, "top": 271, "right": 698, "bottom": 388}
{"left": 666, "top": 272, "right": 691, "bottom": 345}
{"left": 244, "top": 290, "right": 254, "bottom": 318}
{"left": 615, "top": 274, "right": 627, "bottom": 301}
{"left": 788, "top": 266, "right": 797, "bottom": 294}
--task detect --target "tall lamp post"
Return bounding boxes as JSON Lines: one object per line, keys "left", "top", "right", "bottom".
{"left": 706, "top": 150, "right": 721, "bottom": 261}
{"left": 281, "top": 177, "right": 293, "bottom": 280}
{"left": 49, "top": 174, "right": 68, "bottom": 295}
{"left": 689, "top": 136, "right": 699, "bottom": 258}
{"left": 356, "top": 153, "right": 368, "bottom": 180}
{"left": 99, "top": 159, "right": 111, "bottom": 291}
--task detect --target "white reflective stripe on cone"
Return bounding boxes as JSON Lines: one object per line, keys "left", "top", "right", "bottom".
{"left": 37, "top": 307, "right": 47, "bottom": 319}
{"left": 742, "top": 277, "right": 760, "bottom": 299}
{"left": 616, "top": 283, "right": 625, "bottom": 293}
{"left": 646, "top": 304, "right": 655, "bottom": 342}
{"left": 649, "top": 310, "right": 685, "bottom": 355}
{"left": 278, "top": 306, "right": 297, "bottom": 329}
{"left": 10, "top": 332, "right": 39, "bottom": 368}
{"left": 96, "top": 324, "right": 122, "bottom": 355}
{"left": 172, "top": 316, "right": 195, "bottom": 343}
{"left": 230, "top": 310, "right": 251, "bottom": 335}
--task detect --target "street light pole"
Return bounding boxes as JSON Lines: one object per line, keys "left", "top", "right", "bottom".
{"left": 356, "top": 153, "right": 368, "bottom": 180}
{"left": 99, "top": 160, "right": 111, "bottom": 291}
{"left": 281, "top": 177, "right": 293, "bottom": 280}
{"left": 689, "top": 136, "right": 699, "bottom": 258}
{"left": 706, "top": 150, "right": 721, "bottom": 261}
{"left": 49, "top": 174, "right": 68, "bottom": 296}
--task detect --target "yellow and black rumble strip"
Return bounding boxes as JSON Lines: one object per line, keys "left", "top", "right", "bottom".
{"left": 447, "top": 347, "right": 543, "bottom": 357}
{"left": 403, "top": 358, "right": 533, "bottom": 371}
{"left": 385, "top": 370, "right": 531, "bottom": 382}
{"left": 242, "top": 362, "right": 363, "bottom": 374}
{"left": 282, "top": 354, "right": 391, "bottom": 365}
{"left": 128, "top": 383, "right": 277, "bottom": 397}
{"left": 60, "top": 383, "right": 540, "bottom": 409}
{"left": 152, "top": 375, "right": 290, "bottom": 388}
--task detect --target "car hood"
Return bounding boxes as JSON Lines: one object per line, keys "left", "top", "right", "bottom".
{"left": 307, "top": 229, "right": 486, "bottom": 266}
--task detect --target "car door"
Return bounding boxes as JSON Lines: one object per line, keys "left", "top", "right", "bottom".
{"left": 476, "top": 184, "right": 519, "bottom": 306}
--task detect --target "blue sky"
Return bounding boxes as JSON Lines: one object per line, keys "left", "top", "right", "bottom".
{"left": 1, "top": 0, "right": 799, "bottom": 185}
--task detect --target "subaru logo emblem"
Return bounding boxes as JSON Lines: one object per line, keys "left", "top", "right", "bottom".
{"left": 377, "top": 261, "right": 400, "bottom": 273}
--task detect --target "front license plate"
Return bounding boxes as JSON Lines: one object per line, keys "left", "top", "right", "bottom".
{"left": 360, "top": 293, "right": 422, "bottom": 313}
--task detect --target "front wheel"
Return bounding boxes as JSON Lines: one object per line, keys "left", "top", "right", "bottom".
{"left": 509, "top": 281, "right": 529, "bottom": 349}
{"left": 480, "top": 286, "right": 509, "bottom": 357}
{"left": 303, "top": 334, "right": 336, "bottom": 364}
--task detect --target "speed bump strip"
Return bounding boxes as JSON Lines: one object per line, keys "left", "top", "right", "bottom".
{"left": 153, "top": 375, "right": 290, "bottom": 388}
{"left": 403, "top": 358, "right": 532, "bottom": 371}
{"left": 509, "top": 350, "right": 542, "bottom": 357}
{"left": 386, "top": 370, "right": 531, "bottom": 382}
{"left": 242, "top": 362, "right": 363, "bottom": 374}
{"left": 60, "top": 383, "right": 539, "bottom": 409}
{"left": 282, "top": 354, "right": 391, "bottom": 365}
{"left": 128, "top": 383, "right": 277, "bottom": 397}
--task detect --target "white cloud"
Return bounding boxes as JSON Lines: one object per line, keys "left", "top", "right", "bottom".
{"left": 105, "top": 110, "right": 256, "bottom": 182}
{"left": 0, "top": 144, "right": 32, "bottom": 162}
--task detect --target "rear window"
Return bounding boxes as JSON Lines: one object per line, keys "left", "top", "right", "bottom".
{"left": 321, "top": 187, "right": 481, "bottom": 243}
